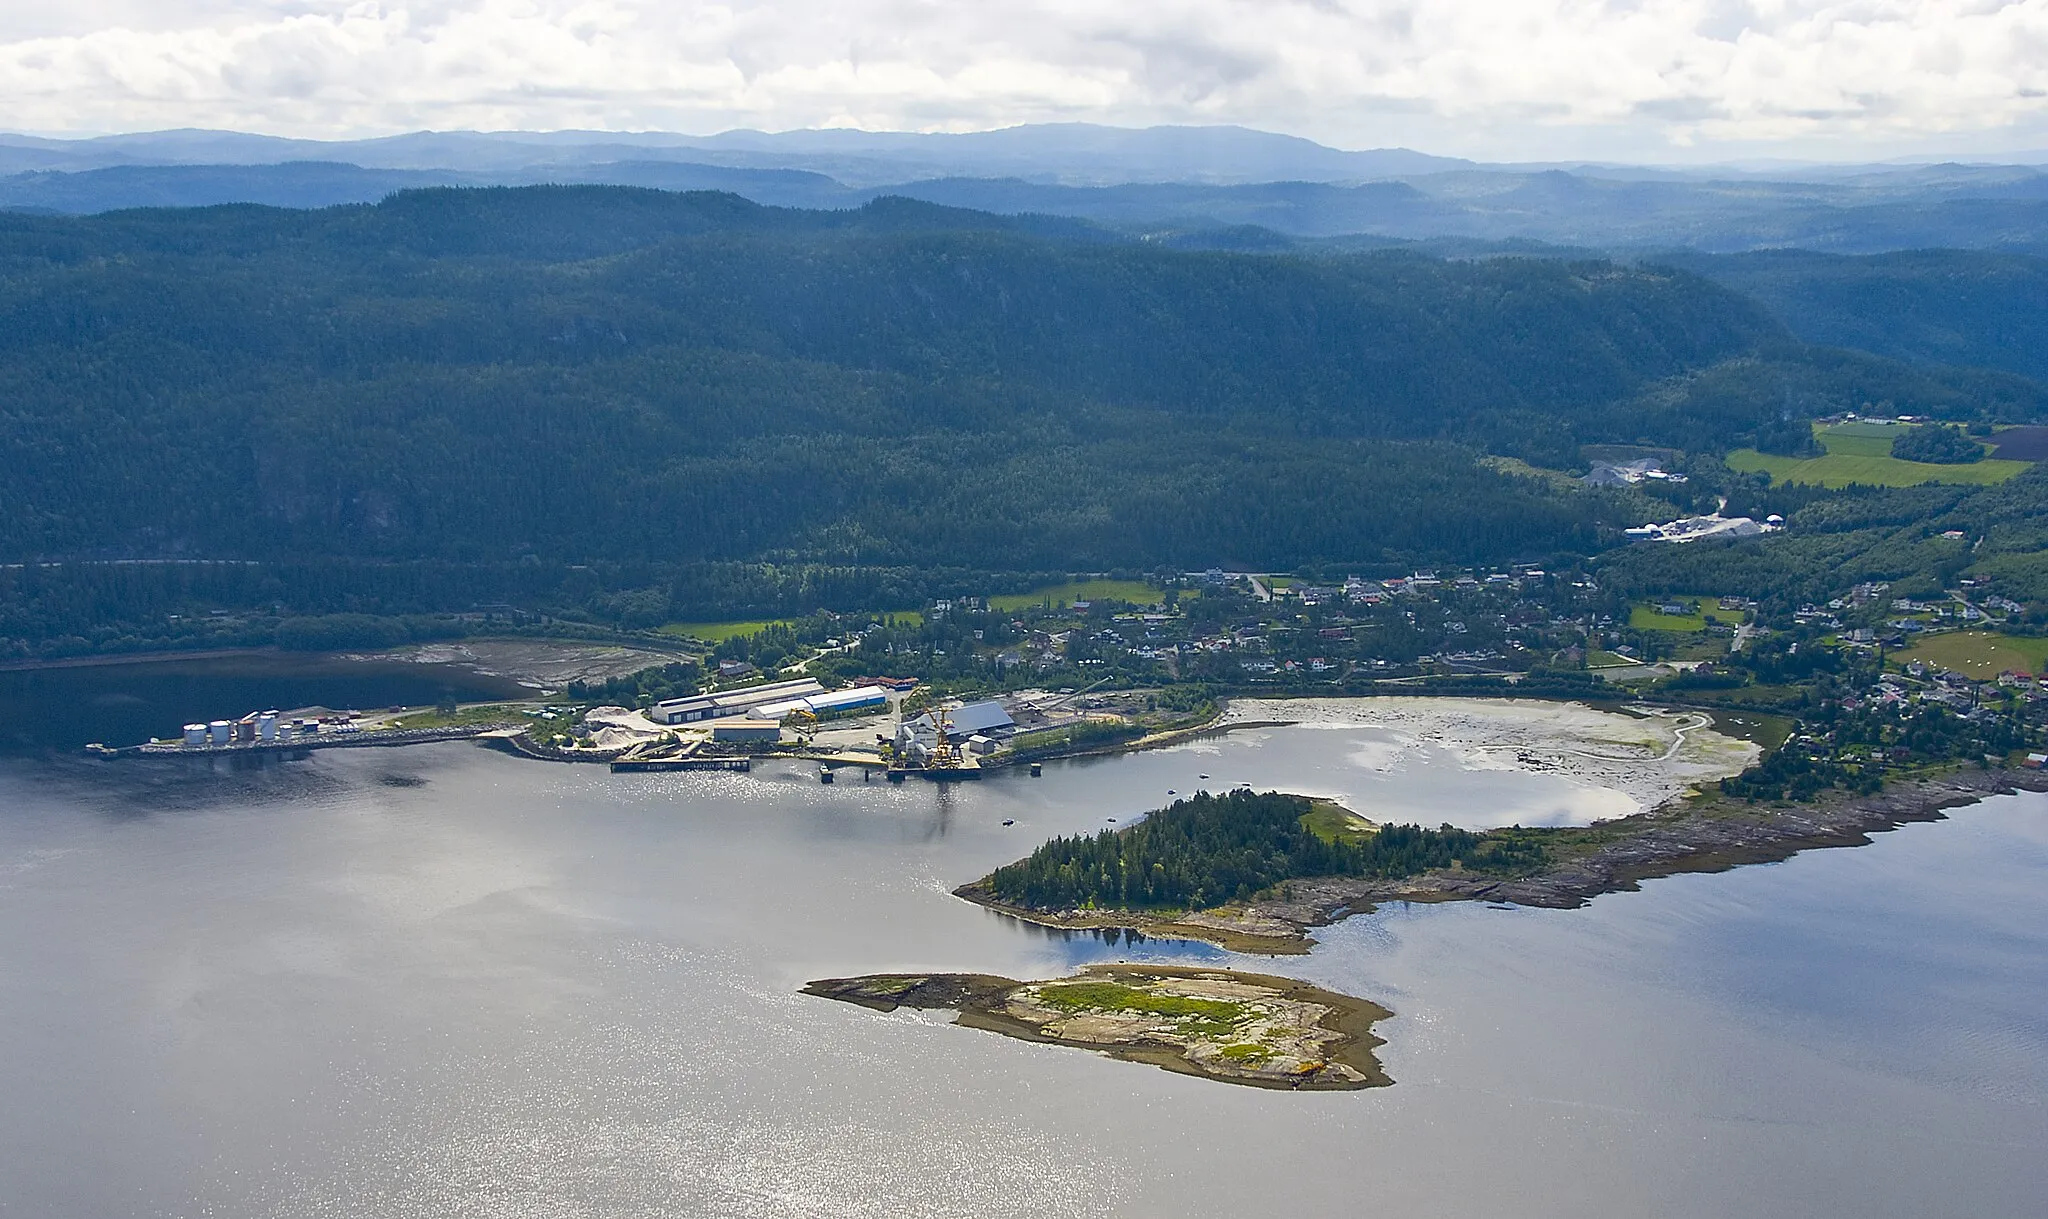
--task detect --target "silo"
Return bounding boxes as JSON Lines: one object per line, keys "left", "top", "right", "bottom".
{"left": 208, "top": 720, "right": 232, "bottom": 746}
{"left": 183, "top": 724, "right": 208, "bottom": 748}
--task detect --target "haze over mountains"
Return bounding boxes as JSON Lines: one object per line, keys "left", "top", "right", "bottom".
{"left": 11, "top": 124, "right": 2048, "bottom": 255}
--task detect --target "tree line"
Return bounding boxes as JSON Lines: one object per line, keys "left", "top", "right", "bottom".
{"left": 981, "top": 790, "right": 1545, "bottom": 911}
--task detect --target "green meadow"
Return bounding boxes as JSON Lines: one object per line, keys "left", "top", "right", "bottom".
{"left": 989, "top": 580, "right": 1167, "bottom": 611}
{"left": 1901, "top": 631, "right": 2048, "bottom": 679}
{"left": 1726, "top": 423, "right": 2026, "bottom": 489}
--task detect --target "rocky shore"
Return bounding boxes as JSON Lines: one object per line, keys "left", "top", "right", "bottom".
{"left": 957, "top": 766, "right": 2048, "bottom": 950}
{"left": 803, "top": 964, "right": 1392, "bottom": 1090}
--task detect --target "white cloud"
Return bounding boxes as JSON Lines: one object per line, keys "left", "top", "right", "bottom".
{"left": 4, "top": 1, "right": 2048, "bottom": 158}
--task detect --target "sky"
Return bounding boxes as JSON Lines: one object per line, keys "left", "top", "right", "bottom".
{"left": 5, "top": 1, "right": 2048, "bottom": 161}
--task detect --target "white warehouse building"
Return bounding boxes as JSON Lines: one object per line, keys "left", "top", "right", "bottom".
{"left": 649, "top": 678, "right": 825, "bottom": 725}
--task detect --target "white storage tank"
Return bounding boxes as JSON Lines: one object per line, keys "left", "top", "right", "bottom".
{"left": 256, "top": 712, "right": 280, "bottom": 742}
{"left": 208, "top": 720, "right": 232, "bottom": 746}
{"left": 183, "top": 723, "right": 208, "bottom": 748}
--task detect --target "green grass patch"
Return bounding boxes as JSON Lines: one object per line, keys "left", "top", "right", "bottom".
{"left": 1630, "top": 604, "right": 1709, "bottom": 632}
{"left": 989, "top": 580, "right": 1166, "bottom": 611}
{"left": 659, "top": 619, "right": 789, "bottom": 643}
{"left": 1219, "top": 1043, "right": 1272, "bottom": 1062}
{"left": 1901, "top": 631, "right": 2048, "bottom": 679}
{"left": 1036, "top": 981, "right": 1247, "bottom": 1037}
{"left": 1480, "top": 455, "right": 1583, "bottom": 491}
{"left": 1301, "top": 799, "right": 1375, "bottom": 845}
{"left": 388, "top": 703, "right": 540, "bottom": 730}
{"left": 662, "top": 611, "right": 920, "bottom": 641}
{"left": 1586, "top": 649, "right": 1648, "bottom": 668}
{"left": 1707, "top": 711, "right": 1797, "bottom": 752}
{"left": 1823, "top": 421, "right": 1913, "bottom": 442}
{"left": 1628, "top": 594, "right": 1743, "bottom": 633}
{"left": 1727, "top": 424, "right": 2024, "bottom": 488}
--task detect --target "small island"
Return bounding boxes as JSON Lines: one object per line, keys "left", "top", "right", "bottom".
{"left": 803, "top": 964, "right": 1392, "bottom": 1090}
{"left": 954, "top": 774, "right": 2048, "bottom": 949}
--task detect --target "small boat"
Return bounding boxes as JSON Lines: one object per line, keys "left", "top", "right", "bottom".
{"left": 1002, "top": 819, "right": 1015, "bottom": 827}
{"left": 1197, "top": 774, "right": 1209, "bottom": 780}
{"left": 1107, "top": 817, "right": 1117, "bottom": 823}
{"left": 1166, "top": 789, "right": 1176, "bottom": 795}
{"left": 819, "top": 766, "right": 834, "bottom": 784}
{"left": 1029, "top": 762, "right": 1042, "bottom": 777}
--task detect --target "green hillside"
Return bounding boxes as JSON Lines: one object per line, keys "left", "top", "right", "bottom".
{"left": 2, "top": 186, "right": 2046, "bottom": 655}
{"left": 1726, "top": 421, "right": 2027, "bottom": 488}
{"left": 0, "top": 186, "right": 1798, "bottom": 575}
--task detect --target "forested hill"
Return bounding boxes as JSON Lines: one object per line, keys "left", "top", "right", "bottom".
{"left": 1674, "top": 249, "right": 2048, "bottom": 383}
{"left": 0, "top": 186, "right": 2026, "bottom": 576}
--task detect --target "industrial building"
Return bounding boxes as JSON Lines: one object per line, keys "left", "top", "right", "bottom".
{"left": 893, "top": 700, "right": 1015, "bottom": 761}
{"left": 649, "top": 678, "right": 826, "bottom": 725}
{"left": 651, "top": 681, "right": 891, "bottom": 726}
{"left": 745, "top": 685, "right": 891, "bottom": 722}
{"left": 805, "top": 685, "right": 889, "bottom": 716}
{"left": 916, "top": 700, "right": 1015, "bottom": 738}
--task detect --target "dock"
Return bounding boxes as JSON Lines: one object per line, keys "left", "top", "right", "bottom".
{"left": 108, "top": 725, "right": 507, "bottom": 758}
{"left": 885, "top": 763, "right": 985, "bottom": 782}
{"left": 608, "top": 757, "right": 752, "bottom": 773}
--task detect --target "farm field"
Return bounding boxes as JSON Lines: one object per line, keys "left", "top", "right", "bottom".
{"left": 990, "top": 580, "right": 1166, "bottom": 611}
{"left": 1990, "top": 425, "right": 2048, "bottom": 461}
{"left": 658, "top": 619, "right": 790, "bottom": 642}
{"left": 1726, "top": 422, "right": 2025, "bottom": 488}
{"left": 1629, "top": 594, "right": 1743, "bottom": 632}
{"left": 1900, "top": 631, "right": 2048, "bottom": 679}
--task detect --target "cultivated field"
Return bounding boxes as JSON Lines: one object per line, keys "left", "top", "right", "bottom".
{"left": 659, "top": 619, "right": 791, "bottom": 642}
{"left": 1628, "top": 594, "right": 1742, "bottom": 632}
{"left": 1990, "top": 425, "right": 2048, "bottom": 461}
{"left": 989, "top": 580, "right": 1166, "bottom": 611}
{"left": 1726, "top": 422, "right": 2026, "bottom": 488}
{"left": 1901, "top": 631, "right": 2048, "bottom": 679}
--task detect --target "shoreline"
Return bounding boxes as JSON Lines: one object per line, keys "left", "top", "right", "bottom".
{"left": 804, "top": 963, "right": 1392, "bottom": 1090}
{"left": 0, "top": 646, "right": 307, "bottom": 674}
{"left": 954, "top": 766, "right": 2048, "bottom": 951}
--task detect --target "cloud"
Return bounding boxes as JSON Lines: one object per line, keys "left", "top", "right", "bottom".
{"left": 3, "top": 1, "right": 2048, "bottom": 158}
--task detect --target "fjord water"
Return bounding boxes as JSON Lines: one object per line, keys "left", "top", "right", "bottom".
{"left": 0, "top": 653, "right": 530, "bottom": 753}
{"left": 1, "top": 738, "right": 2043, "bottom": 1218}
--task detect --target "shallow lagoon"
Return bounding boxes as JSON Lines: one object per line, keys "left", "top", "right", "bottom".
{"left": 0, "top": 728, "right": 2042, "bottom": 1218}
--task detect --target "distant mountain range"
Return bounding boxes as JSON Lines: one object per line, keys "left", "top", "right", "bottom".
{"left": 9, "top": 123, "right": 2048, "bottom": 254}
{"left": 0, "top": 124, "right": 1472, "bottom": 186}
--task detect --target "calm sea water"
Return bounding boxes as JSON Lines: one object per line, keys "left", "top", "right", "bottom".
{"left": 0, "top": 653, "right": 533, "bottom": 753}
{"left": 0, "top": 732, "right": 2042, "bottom": 1218}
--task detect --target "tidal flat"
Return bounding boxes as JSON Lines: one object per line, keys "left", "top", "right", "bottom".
{"left": 1208, "top": 696, "right": 1762, "bottom": 823}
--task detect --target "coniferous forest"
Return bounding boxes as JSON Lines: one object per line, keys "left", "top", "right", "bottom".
{"left": 981, "top": 791, "right": 1545, "bottom": 911}
{"left": 2, "top": 186, "right": 2046, "bottom": 655}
